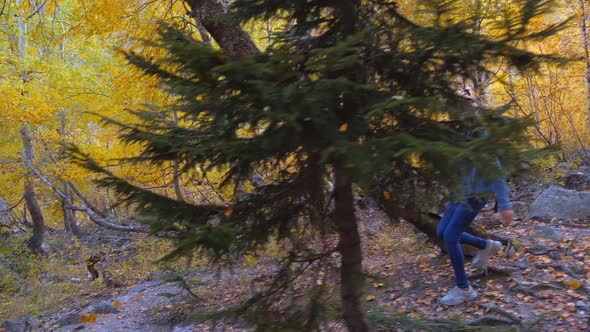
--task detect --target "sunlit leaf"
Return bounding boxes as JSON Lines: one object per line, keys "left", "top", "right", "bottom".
{"left": 79, "top": 313, "right": 97, "bottom": 323}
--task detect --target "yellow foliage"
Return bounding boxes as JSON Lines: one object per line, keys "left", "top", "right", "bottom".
{"left": 244, "top": 253, "right": 258, "bottom": 268}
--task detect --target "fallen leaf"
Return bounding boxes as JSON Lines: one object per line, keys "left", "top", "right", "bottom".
{"left": 568, "top": 279, "right": 582, "bottom": 290}
{"left": 366, "top": 295, "right": 376, "bottom": 302}
{"left": 372, "top": 282, "right": 384, "bottom": 288}
{"left": 383, "top": 191, "right": 391, "bottom": 200}
{"left": 339, "top": 123, "right": 348, "bottom": 132}
{"left": 224, "top": 207, "right": 234, "bottom": 217}
{"left": 113, "top": 300, "right": 121, "bottom": 308}
{"left": 80, "top": 314, "right": 97, "bottom": 323}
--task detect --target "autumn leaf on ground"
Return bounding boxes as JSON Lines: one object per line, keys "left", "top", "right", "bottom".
{"left": 567, "top": 278, "right": 582, "bottom": 290}
{"left": 366, "top": 295, "right": 376, "bottom": 302}
{"left": 79, "top": 314, "right": 97, "bottom": 323}
{"left": 383, "top": 191, "right": 391, "bottom": 200}
{"left": 372, "top": 282, "right": 384, "bottom": 288}
{"left": 224, "top": 207, "right": 234, "bottom": 217}
{"left": 339, "top": 123, "right": 348, "bottom": 132}
{"left": 113, "top": 300, "right": 121, "bottom": 308}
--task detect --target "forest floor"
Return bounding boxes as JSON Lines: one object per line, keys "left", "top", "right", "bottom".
{"left": 3, "top": 178, "right": 589, "bottom": 332}
{"left": 34, "top": 201, "right": 590, "bottom": 332}
{"left": 358, "top": 206, "right": 590, "bottom": 332}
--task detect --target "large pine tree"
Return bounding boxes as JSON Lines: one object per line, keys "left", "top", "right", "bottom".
{"left": 74, "top": 0, "right": 564, "bottom": 330}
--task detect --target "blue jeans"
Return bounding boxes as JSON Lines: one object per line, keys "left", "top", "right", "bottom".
{"left": 437, "top": 199, "right": 487, "bottom": 288}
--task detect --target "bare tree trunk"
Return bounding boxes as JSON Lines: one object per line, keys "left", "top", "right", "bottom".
{"left": 173, "top": 162, "right": 186, "bottom": 202}
{"left": 20, "top": 125, "right": 46, "bottom": 253}
{"left": 60, "top": 111, "right": 79, "bottom": 235}
{"left": 16, "top": 0, "right": 46, "bottom": 253}
{"left": 195, "top": 19, "right": 211, "bottom": 45}
{"left": 170, "top": 111, "right": 186, "bottom": 202}
{"left": 333, "top": 166, "right": 369, "bottom": 332}
{"left": 581, "top": 0, "right": 590, "bottom": 132}
{"left": 471, "top": 11, "right": 491, "bottom": 108}
{"left": 62, "top": 183, "right": 78, "bottom": 234}
{"left": 508, "top": 67, "right": 518, "bottom": 118}
{"left": 185, "top": 0, "right": 259, "bottom": 55}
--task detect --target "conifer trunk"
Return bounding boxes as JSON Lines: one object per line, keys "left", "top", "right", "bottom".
{"left": 185, "top": 0, "right": 259, "bottom": 55}
{"left": 334, "top": 166, "right": 369, "bottom": 332}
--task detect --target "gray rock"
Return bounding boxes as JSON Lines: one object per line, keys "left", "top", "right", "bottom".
{"left": 533, "top": 226, "right": 564, "bottom": 242}
{"left": 561, "top": 167, "right": 590, "bottom": 191}
{"left": 511, "top": 201, "right": 529, "bottom": 219}
{"left": 56, "top": 313, "right": 80, "bottom": 327}
{"left": 172, "top": 325, "right": 196, "bottom": 332}
{"left": 548, "top": 251, "right": 561, "bottom": 261}
{"left": 527, "top": 187, "right": 590, "bottom": 221}
{"left": 364, "top": 227, "right": 378, "bottom": 236}
{"left": 1, "top": 317, "right": 41, "bottom": 332}
{"left": 530, "top": 241, "right": 551, "bottom": 253}
{"left": 507, "top": 261, "right": 531, "bottom": 270}
{"left": 576, "top": 300, "right": 586, "bottom": 308}
{"left": 568, "top": 264, "right": 585, "bottom": 275}
{"left": 0, "top": 198, "right": 9, "bottom": 226}
{"left": 93, "top": 300, "right": 120, "bottom": 314}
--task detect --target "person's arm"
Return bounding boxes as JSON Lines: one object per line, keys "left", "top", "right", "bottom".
{"left": 490, "top": 178, "right": 513, "bottom": 225}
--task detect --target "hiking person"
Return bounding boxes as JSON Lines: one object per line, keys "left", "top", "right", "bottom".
{"left": 437, "top": 159, "right": 513, "bottom": 306}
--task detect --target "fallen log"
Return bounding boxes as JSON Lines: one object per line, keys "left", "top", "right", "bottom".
{"left": 374, "top": 197, "right": 510, "bottom": 249}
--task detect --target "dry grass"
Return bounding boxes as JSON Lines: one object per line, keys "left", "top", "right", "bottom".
{"left": 0, "top": 232, "right": 199, "bottom": 321}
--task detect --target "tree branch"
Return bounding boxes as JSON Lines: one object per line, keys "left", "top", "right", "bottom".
{"left": 20, "top": 152, "right": 149, "bottom": 233}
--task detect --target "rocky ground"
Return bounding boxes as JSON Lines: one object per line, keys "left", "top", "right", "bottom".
{"left": 4, "top": 167, "right": 590, "bottom": 332}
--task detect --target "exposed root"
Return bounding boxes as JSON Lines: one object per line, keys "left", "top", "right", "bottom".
{"left": 514, "top": 282, "right": 562, "bottom": 298}
{"left": 468, "top": 315, "right": 514, "bottom": 326}
{"left": 469, "top": 266, "right": 516, "bottom": 280}
{"left": 526, "top": 248, "right": 558, "bottom": 256}
{"left": 480, "top": 304, "right": 522, "bottom": 324}
{"left": 537, "top": 263, "right": 584, "bottom": 277}
{"left": 468, "top": 304, "right": 522, "bottom": 327}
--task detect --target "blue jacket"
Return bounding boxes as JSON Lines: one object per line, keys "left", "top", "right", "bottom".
{"left": 462, "top": 165, "right": 512, "bottom": 211}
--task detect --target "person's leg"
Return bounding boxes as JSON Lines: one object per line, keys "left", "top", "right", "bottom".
{"left": 436, "top": 201, "right": 458, "bottom": 241}
{"left": 443, "top": 199, "right": 486, "bottom": 289}
{"left": 457, "top": 199, "right": 488, "bottom": 250}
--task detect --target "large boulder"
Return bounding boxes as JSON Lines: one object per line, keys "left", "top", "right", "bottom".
{"left": 527, "top": 186, "right": 590, "bottom": 221}
{"left": 561, "top": 167, "right": 590, "bottom": 191}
